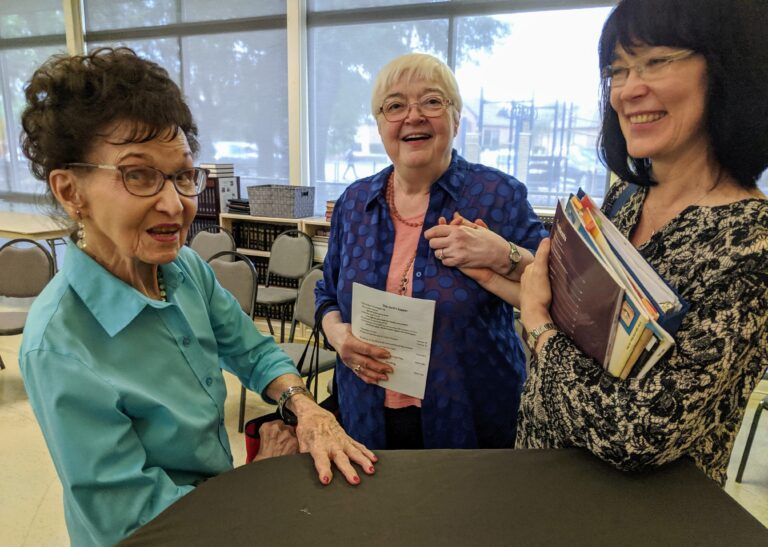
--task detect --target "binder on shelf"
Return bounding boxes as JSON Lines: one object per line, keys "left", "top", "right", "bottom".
{"left": 547, "top": 190, "right": 688, "bottom": 380}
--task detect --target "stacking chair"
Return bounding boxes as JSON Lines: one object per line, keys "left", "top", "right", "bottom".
{"left": 256, "top": 230, "right": 313, "bottom": 342}
{"left": 0, "top": 239, "right": 55, "bottom": 370}
{"left": 208, "top": 250, "right": 259, "bottom": 433}
{"left": 735, "top": 377, "right": 768, "bottom": 483}
{"left": 190, "top": 226, "right": 236, "bottom": 262}
{"left": 278, "top": 267, "right": 337, "bottom": 377}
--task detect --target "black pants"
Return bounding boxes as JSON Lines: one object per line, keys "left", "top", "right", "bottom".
{"left": 384, "top": 406, "right": 424, "bottom": 449}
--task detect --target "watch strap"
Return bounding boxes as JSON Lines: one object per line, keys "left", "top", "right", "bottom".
{"left": 277, "top": 385, "right": 311, "bottom": 424}
{"left": 525, "top": 322, "right": 558, "bottom": 352}
{"left": 506, "top": 241, "right": 522, "bottom": 275}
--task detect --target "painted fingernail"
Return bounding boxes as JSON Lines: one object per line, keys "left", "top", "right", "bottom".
{"left": 368, "top": 466, "right": 375, "bottom": 473}
{"left": 372, "top": 455, "right": 379, "bottom": 462}
{"left": 353, "top": 476, "right": 360, "bottom": 484}
{"left": 322, "top": 476, "right": 330, "bottom": 484}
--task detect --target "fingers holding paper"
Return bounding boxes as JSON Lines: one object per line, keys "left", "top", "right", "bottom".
{"left": 322, "top": 311, "right": 392, "bottom": 384}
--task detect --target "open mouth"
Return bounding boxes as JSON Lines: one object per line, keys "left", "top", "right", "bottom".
{"left": 147, "top": 224, "right": 181, "bottom": 239}
{"left": 629, "top": 112, "right": 666, "bottom": 124}
{"left": 402, "top": 133, "right": 432, "bottom": 142}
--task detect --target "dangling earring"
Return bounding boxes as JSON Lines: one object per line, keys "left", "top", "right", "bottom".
{"left": 76, "top": 210, "right": 87, "bottom": 250}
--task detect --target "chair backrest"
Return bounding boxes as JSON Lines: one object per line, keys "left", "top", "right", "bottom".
{"left": 190, "top": 226, "right": 236, "bottom": 262}
{"left": 0, "top": 239, "right": 55, "bottom": 297}
{"left": 267, "top": 229, "right": 313, "bottom": 281}
{"left": 295, "top": 267, "right": 324, "bottom": 326}
{"left": 207, "top": 251, "right": 258, "bottom": 318}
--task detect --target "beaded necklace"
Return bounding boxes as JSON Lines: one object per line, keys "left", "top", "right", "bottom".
{"left": 386, "top": 172, "right": 426, "bottom": 296}
{"left": 157, "top": 268, "right": 167, "bottom": 302}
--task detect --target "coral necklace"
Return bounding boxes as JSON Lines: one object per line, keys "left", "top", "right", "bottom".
{"left": 386, "top": 172, "right": 426, "bottom": 296}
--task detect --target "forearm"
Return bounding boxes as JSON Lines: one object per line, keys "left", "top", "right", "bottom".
{"left": 477, "top": 272, "right": 522, "bottom": 308}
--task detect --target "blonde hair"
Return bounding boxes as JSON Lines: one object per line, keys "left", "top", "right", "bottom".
{"left": 370, "top": 53, "right": 462, "bottom": 124}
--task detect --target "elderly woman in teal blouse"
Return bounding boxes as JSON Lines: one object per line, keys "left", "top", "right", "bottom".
{"left": 18, "top": 48, "right": 376, "bottom": 547}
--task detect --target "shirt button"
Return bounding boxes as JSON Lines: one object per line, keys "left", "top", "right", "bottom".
{"left": 182, "top": 336, "right": 191, "bottom": 347}
{"left": 206, "top": 377, "right": 213, "bottom": 386}
{"left": 415, "top": 271, "right": 422, "bottom": 278}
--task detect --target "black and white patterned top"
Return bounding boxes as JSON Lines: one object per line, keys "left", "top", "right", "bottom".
{"left": 516, "top": 181, "right": 768, "bottom": 485}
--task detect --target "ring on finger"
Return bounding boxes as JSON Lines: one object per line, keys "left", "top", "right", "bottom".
{"left": 353, "top": 364, "right": 362, "bottom": 374}
{"left": 437, "top": 248, "right": 444, "bottom": 260}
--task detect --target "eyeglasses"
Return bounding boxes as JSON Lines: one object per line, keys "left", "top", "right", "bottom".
{"left": 65, "top": 163, "right": 209, "bottom": 197}
{"left": 378, "top": 95, "right": 453, "bottom": 122}
{"left": 602, "top": 49, "right": 696, "bottom": 88}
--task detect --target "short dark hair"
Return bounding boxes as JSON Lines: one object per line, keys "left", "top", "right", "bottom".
{"left": 597, "top": 0, "right": 768, "bottom": 188}
{"left": 21, "top": 47, "right": 199, "bottom": 184}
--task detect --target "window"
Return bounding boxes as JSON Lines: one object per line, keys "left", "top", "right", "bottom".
{"left": 307, "top": 2, "right": 613, "bottom": 212}
{"left": 308, "top": 17, "right": 447, "bottom": 210}
{"left": 0, "top": 1, "right": 66, "bottom": 198}
{"left": 84, "top": 0, "right": 289, "bottom": 192}
{"left": 454, "top": 8, "right": 612, "bottom": 207}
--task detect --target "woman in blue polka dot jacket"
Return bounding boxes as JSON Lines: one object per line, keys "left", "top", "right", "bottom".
{"left": 316, "top": 53, "right": 548, "bottom": 450}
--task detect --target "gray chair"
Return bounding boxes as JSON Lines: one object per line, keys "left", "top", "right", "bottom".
{"left": 190, "top": 226, "right": 236, "bottom": 262}
{"left": 277, "top": 267, "right": 337, "bottom": 377}
{"left": 207, "top": 250, "right": 259, "bottom": 433}
{"left": 257, "top": 230, "right": 313, "bottom": 342}
{"left": 0, "top": 239, "right": 55, "bottom": 370}
{"left": 736, "top": 388, "right": 768, "bottom": 483}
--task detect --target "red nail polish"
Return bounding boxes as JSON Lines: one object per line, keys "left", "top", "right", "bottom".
{"left": 322, "top": 476, "right": 330, "bottom": 484}
{"left": 368, "top": 466, "right": 375, "bottom": 473}
{"left": 353, "top": 476, "right": 360, "bottom": 483}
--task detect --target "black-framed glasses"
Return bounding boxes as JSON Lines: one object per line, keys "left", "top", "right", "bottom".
{"left": 65, "top": 163, "right": 209, "bottom": 197}
{"left": 601, "top": 49, "right": 696, "bottom": 88}
{"left": 378, "top": 94, "right": 453, "bottom": 122}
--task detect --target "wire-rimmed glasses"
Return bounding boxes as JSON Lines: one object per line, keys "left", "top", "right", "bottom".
{"left": 601, "top": 49, "right": 696, "bottom": 88}
{"left": 378, "top": 94, "right": 453, "bottom": 122}
{"left": 65, "top": 163, "right": 209, "bottom": 197}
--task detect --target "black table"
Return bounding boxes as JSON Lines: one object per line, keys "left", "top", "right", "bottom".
{"left": 122, "top": 449, "right": 768, "bottom": 546}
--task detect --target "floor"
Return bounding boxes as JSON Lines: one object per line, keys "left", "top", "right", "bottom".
{"left": 1, "top": 311, "right": 767, "bottom": 545}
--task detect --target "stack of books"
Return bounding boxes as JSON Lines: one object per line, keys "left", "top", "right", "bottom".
{"left": 200, "top": 163, "right": 239, "bottom": 205}
{"left": 227, "top": 198, "right": 250, "bottom": 214}
{"left": 325, "top": 200, "right": 336, "bottom": 222}
{"left": 312, "top": 228, "right": 331, "bottom": 261}
{"left": 548, "top": 190, "right": 688, "bottom": 380}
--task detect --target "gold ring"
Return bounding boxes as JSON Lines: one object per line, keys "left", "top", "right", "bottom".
{"left": 353, "top": 365, "right": 362, "bottom": 374}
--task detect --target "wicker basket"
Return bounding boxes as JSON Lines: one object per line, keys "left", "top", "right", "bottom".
{"left": 247, "top": 185, "right": 315, "bottom": 218}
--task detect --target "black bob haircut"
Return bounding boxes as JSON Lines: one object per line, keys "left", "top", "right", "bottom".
{"left": 21, "top": 47, "right": 199, "bottom": 184}
{"left": 597, "top": 0, "right": 768, "bottom": 188}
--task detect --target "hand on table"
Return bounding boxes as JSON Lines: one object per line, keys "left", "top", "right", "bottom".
{"left": 251, "top": 421, "right": 299, "bottom": 462}
{"left": 290, "top": 396, "right": 378, "bottom": 486}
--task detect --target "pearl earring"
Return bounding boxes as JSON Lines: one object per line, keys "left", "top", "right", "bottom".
{"left": 76, "top": 210, "right": 87, "bottom": 250}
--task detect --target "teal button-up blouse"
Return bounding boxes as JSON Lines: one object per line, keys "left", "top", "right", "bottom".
{"left": 19, "top": 242, "right": 298, "bottom": 546}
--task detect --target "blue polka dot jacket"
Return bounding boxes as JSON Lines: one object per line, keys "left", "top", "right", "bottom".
{"left": 316, "top": 151, "right": 548, "bottom": 449}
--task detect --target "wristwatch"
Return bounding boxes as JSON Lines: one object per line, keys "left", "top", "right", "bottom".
{"left": 506, "top": 241, "right": 522, "bottom": 275}
{"left": 277, "top": 385, "right": 312, "bottom": 425}
{"left": 525, "top": 322, "right": 558, "bottom": 352}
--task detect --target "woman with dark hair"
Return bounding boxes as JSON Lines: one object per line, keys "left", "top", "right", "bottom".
{"left": 18, "top": 48, "right": 376, "bottom": 546}
{"left": 460, "top": 0, "right": 767, "bottom": 485}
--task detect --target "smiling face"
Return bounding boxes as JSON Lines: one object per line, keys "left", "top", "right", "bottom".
{"left": 71, "top": 123, "right": 197, "bottom": 278}
{"left": 376, "top": 79, "right": 458, "bottom": 178}
{"left": 609, "top": 45, "right": 709, "bottom": 165}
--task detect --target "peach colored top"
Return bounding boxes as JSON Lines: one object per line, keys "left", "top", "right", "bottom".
{"left": 384, "top": 212, "right": 426, "bottom": 409}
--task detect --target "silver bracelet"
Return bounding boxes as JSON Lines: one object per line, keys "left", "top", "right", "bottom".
{"left": 277, "top": 385, "right": 312, "bottom": 422}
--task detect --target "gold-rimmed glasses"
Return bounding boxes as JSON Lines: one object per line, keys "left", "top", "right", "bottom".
{"left": 379, "top": 94, "right": 453, "bottom": 122}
